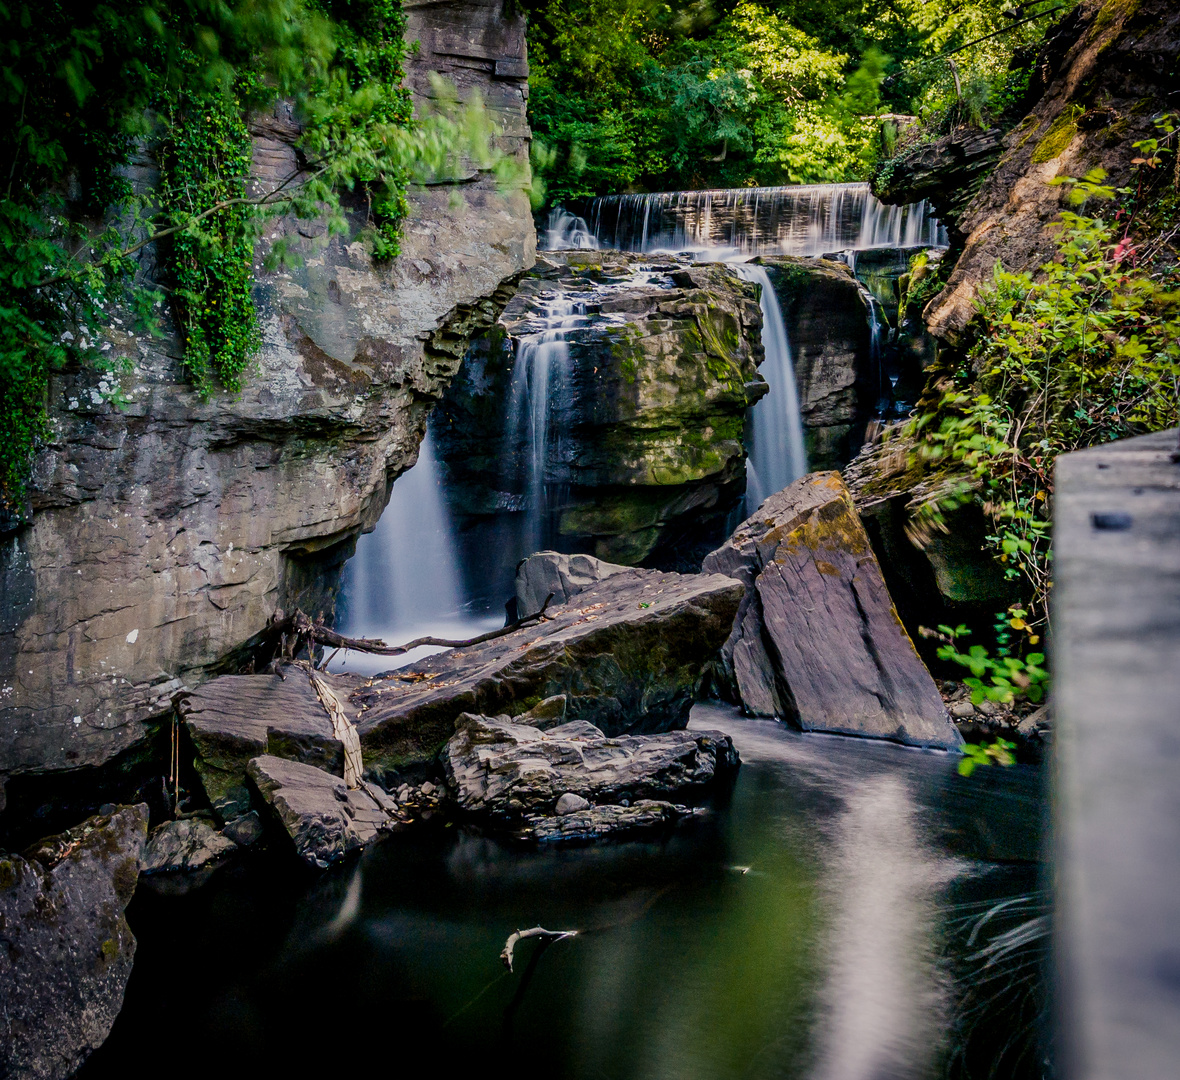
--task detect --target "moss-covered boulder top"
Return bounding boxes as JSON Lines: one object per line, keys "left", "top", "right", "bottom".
{"left": 435, "top": 251, "right": 766, "bottom": 564}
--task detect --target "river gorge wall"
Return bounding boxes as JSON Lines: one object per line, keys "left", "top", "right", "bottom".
{"left": 0, "top": 0, "right": 535, "bottom": 807}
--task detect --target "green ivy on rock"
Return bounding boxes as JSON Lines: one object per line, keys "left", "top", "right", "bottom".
{"left": 159, "top": 79, "right": 260, "bottom": 395}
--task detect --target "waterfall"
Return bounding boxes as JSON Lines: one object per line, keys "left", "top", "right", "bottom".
{"left": 332, "top": 431, "right": 497, "bottom": 673}
{"left": 734, "top": 263, "right": 807, "bottom": 506}
{"left": 542, "top": 207, "right": 599, "bottom": 251}
{"left": 504, "top": 295, "right": 586, "bottom": 552}
{"left": 587, "top": 182, "right": 947, "bottom": 257}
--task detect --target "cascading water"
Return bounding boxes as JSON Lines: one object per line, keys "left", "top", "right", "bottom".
{"left": 586, "top": 181, "right": 947, "bottom": 257}
{"left": 734, "top": 263, "right": 808, "bottom": 508}
{"left": 543, "top": 207, "right": 599, "bottom": 251}
{"left": 330, "top": 431, "right": 497, "bottom": 674}
{"left": 505, "top": 295, "right": 587, "bottom": 552}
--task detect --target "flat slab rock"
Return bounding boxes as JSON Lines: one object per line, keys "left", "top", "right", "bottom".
{"left": 247, "top": 755, "right": 399, "bottom": 869}
{"left": 703, "top": 471, "right": 959, "bottom": 749}
{"left": 182, "top": 567, "right": 742, "bottom": 816}
{"left": 444, "top": 714, "right": 739, "bottom": 815}
{"left": 184, "top": 672, "right": 344, "bottom": 819}
{"left": 0, "top": 805, "right": 147, "bottom": 1080}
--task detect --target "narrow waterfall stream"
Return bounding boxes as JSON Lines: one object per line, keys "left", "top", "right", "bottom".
{"left": 330, "top": 431, "right": 499, "bottom": 675}
{"left": 733, "top": 263, "right": 807, "bottom": 507}
{"left": 505, "top": 295, "right": 588, "bottom": 553}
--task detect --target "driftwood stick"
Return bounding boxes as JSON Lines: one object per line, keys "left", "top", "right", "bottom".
{"left": 268, "top": 594, "right": 556, "bottom": 661}
{"left": 500, "top": 926, "right": 578, "bottom": 972}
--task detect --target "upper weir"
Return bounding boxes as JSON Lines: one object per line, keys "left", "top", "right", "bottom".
{"left": 584, "top": 181, "right": 946, "bottom": 257}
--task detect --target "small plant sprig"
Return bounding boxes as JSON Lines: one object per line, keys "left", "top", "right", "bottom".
{"left": 958, "top": 737, "right": 1016, "bottom": 777}
{"left": 925, "top": 617, "right": 1049, "bottom": 706}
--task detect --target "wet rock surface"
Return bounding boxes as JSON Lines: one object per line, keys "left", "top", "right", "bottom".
{"left": 247, "top": 755, "right": 399, "bottom": 869}
{"left": 0, "top": 804, "right": 147, "bottom": 1080}
{"left": 443, "top": 714, "right": 739, "bottom": 815}
{"left": 703, "top": 472, "right": 958, "bottom": 749}
{"left": 435, "top": 251, "right": 765, "bottom": 564}
{"left": 515, "top": 551, "right": 629, "bottom": 615}
{"left": 524, "top": 800, "right": 700, "bottom": 843}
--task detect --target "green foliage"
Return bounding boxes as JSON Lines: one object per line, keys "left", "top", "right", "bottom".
{"left": 158, "top": 78, "right": 260, "bottom": 395}
{"left": 904, "top": 159, "right": 1180, "bottom": 627}
{"left": 1, "top": 0, "right": 512, "bottom": 505}
{"left": 933, "top": 621, "right": 1049, "bottom": 706}
{"left": 526, "top": 0, "right": 1070, "bottom": 203}
{"left": 958, "top": 737, "right": 1016, "bottom": 777}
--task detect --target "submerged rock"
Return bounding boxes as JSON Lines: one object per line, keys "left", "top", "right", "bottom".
{"left": 524, "top": 800, "right": 700, "bottom": 843}
{"left": 247, "top": 755, "right": 399, "bottom": 869}
{"left": 0, "top": 804, "right": 147, "bottom": 1080}
{"left": 703, "top": 472, "right": 959, "bottom": 749}
{"left": 443, "top": 714, "right": 739, "bottom": 815}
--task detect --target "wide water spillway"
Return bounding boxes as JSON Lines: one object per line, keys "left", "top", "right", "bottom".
{"left": 585, "top": 182, "right": 946, "bottom": 257}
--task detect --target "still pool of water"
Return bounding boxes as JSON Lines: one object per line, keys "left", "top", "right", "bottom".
{"left": 82, "top": 707, "right": 1047, "bottom": 1080}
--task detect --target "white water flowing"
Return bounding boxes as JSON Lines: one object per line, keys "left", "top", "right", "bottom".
{"left": 543, "top": 207, "right": 600, "bottom": 251}
{"left": 587, "top": 181, "right": 947, "bottom": 257}
{"left": 331, "top": 431, "right": 498, "bottom": 674}
{"left": 505, "top": 296, "right": 587, "bottom": 553}
{"left": 734, "top": 263, "right": 807, "bottom": 507}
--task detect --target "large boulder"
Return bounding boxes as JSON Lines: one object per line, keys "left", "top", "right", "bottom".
{"left": 443, "top": 714, "right": 739, "bottom": 814}
{"left": 434, "top": 251, "right": 766, "bottom": 564}
{"left": 702, "top": 472, "right": 959, "bottom": 749}
{"left": 0, "top": 804, "right": 147, "bottom": 1079}
{"left": 759, "top": 257, "right": 873, "bottom": 469}
{"left": 183, "top": 568, "right": 744, "bottom": 805}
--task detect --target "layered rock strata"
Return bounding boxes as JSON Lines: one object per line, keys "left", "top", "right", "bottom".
{"left": 702, "top": 472, "right": 959, "bottom": 749}
{"left": 183, "top": 566, "right": 744, "bottom": 812}
{"left": 0, "top": 805, "right": 147, "bottom": 1080}
{"left": 248, "top": 755, "right": 400, "bottom": 869}
{"left": 434, "top": 251, "right": 766, "bottom": 564}
{"left": 0, "top": 0, "right": 535, "bottom": 797}
{"left": 444, "top": 714, "right": 737, "bottom": 842}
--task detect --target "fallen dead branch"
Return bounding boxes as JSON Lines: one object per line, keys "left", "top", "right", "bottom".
{"left": 260, "top": 594, "right": 556, "bottom": 669}
{"left": 500, "top": 926, "right": 579, "bottom": 972}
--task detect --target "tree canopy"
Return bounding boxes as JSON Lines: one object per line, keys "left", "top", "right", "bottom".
{"left": 524, "top": 0, "right": 1072, "bottom": 203}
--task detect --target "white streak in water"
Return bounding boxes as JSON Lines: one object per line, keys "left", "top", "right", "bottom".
{"left": 810, "top": 776, "right": 953, "bottom": 1080}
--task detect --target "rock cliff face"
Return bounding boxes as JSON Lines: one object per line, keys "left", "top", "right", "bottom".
{"left": 0, "top": 0, "right": 535, "bottom": 800}
{"left": 879, "top": 0, "right": 1180, "bottom": 342}
{"left": 435, "top": 251, "right": 765, "bottom": 565}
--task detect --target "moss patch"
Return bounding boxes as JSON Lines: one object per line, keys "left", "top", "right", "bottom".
{"left": 1032, "top": 106, "right": 1083, "bottom": 164}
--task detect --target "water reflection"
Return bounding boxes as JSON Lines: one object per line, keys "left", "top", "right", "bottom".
{"left": 85, "top": 707, "right": 1044, "bottom": 1080}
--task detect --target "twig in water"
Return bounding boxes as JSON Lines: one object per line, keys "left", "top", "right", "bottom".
{"left": 500, "top": 926, "right": 579, "bottom": 972}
